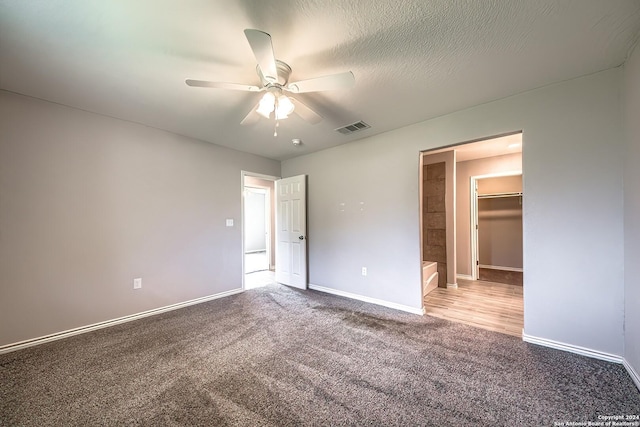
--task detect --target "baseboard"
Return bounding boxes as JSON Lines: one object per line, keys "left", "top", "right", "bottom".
{"left": 446, "top": 282, "right": 458, "bottom": 289}
{"left": 308, "top": 284, "right": 425, "bottom": 315}
{"left": 623, "top": 359, "right": 640, "bottom": 391}
{"left": 522, "top": 332, "right": 623, "bottom": 364}
{"left": 479, "top": 264, "right": 523, "bottom": 273}
{"left": 0, "top": 288, "right": 243, "bottom": 355}
{"left": 457, "top": 274, "right": 473, "bottom": 281}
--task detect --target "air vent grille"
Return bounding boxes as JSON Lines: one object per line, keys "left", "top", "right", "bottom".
{"left": 335, "top": 121, "right": 371, "bottom": 135}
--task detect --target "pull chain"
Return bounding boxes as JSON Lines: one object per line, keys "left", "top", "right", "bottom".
{"left": 273, "top": 96, "right": 279, "bottom": 137}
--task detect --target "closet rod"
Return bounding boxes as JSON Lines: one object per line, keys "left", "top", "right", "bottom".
{"left": 477, "top": 192, "right": 522, "bottom": 199}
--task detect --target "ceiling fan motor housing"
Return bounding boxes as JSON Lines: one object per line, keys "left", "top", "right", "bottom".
{"left": 257, "top": 60, "right": 292, "bottom": 86}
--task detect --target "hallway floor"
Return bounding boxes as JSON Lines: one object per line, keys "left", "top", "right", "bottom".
{"left": 424, "top": 278, "right": 523, "bottom": 337}
{"left": 244, "top": 251, "right": 274, "bottom": 289}
{"left": 245, "top": 269, "right": 276, "bottom": 290}
{"left": 245, "top": 251, "right": 268, "bottom": 273}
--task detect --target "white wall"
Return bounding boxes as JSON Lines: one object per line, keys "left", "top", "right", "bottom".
{"left": 244, "top": 189, "right": 267, "bottom": 253}
{"left": 283, "top": 68, "right": 625, "bottom": 356}
{"left": 624, "top": 42, "right": 640, "bottom": 381}
{"left": 0, "top": 91, "right": 280, "bottom": 347}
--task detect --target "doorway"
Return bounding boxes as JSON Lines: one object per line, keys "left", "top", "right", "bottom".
{"left": 242, "top": 172, "right": 277, "bottom": 289}
{"left": 242, "top": 172, "right": 309, "bottom": 291}
{"left": 420, "top": 132, "right": 524, "bottom": 336}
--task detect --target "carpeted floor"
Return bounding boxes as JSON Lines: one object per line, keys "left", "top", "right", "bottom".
{"left": 1, "top": 284, "right": 638, "bottom": 426}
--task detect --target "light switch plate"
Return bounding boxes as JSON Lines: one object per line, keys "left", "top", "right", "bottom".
{"left": 226, "top": 219, "right": 234, "bottom": 227}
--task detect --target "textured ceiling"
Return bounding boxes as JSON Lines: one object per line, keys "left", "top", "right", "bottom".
{"left": 1, "top": 1, "right": 639, "bottom": 160}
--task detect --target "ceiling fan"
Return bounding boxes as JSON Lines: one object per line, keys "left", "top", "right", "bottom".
{"left": 186, "top": 29, "right": 355, "bottom": 132}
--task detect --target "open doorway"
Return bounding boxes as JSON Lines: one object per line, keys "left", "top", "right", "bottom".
{"left": 245, "top": 187, "right": 269, "bottom": 272}
{"left": 471, "top": 172, "right": 523, "bottom": 284}
{"left": 420, "top": 132, "right": 524, "bottom": 336}
{"left": 242, "top": 172, "right": 278, "bottom": 290}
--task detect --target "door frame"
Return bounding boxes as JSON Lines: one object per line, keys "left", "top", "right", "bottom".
{"left": 470, "top": 170, "right": 522, "bottom": 280}
{"left": 241, "top": 171, "right": 280, "bottom": 290}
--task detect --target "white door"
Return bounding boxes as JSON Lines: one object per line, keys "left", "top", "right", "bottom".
{"left": 275, "top": 175, "right": 307, "bottom": 289}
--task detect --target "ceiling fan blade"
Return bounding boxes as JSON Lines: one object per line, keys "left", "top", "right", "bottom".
{"left": 287, "top": 71, "right": 355, "bottom": 93}
{"left": 185, "top": 79, "right": 261, "bottom": 92}
{"left": 244, "top": 29, "right": 278, "bottom": 84}
{"left": 290, "top": 97, "right": 322, "bottom": 124}
{"left": 240, "top": 104, "right": 261, "bottom": 125}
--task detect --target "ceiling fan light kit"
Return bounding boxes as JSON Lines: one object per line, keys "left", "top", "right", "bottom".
{"left": 256, "top": 92, "right": 275, "bottom": 118}
{"left": 185, "top": 28, "right": 355, "bottom": 135}
{"left": 274, "top": 95, "right": 294, "bottom": 120}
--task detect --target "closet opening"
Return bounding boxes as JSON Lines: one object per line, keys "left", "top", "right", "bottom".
{"left": 471, "top": 173, "right": 523, "bottom": 284}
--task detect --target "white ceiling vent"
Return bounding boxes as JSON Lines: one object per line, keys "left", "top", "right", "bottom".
{"left": 335, "top": 121, "right": 370, "bottom": 135}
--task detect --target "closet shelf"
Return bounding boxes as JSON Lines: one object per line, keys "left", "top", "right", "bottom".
{"left": 477, "top": 191, "right": 523, "bottom": 199}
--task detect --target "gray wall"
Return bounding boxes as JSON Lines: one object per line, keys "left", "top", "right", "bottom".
{"left": 624, "top": 43, "right": 640, "bottom": 380}
{"left": 456, "top": 154, "right": 522, "bottom": 276}
{"left": 283, "top": 68, "right": 625, "bottom": 356}
{"left": 478, "top": 197, "right": 522, "bottom": 269}
{"left": 0, "top": 91, "right": 280, "bottom": 347}
{"left": 477, "top": 175, "right": 522, "bottom": 195}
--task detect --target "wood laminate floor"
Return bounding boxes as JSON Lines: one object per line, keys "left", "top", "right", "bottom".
{"left": 424, "top": 278, "right": 523, "bottom": 337}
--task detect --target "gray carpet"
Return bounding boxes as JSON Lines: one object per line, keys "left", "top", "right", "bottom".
{"left": 1, "top": 284, "right": 638, "bottom": 426}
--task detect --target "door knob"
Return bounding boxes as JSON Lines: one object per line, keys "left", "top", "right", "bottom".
{"left": 299, "top": 235, "right": 305, "bottom": 240}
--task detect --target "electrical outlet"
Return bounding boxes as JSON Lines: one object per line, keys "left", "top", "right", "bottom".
{"left": 133, "top": 278, "right": 142, "bottom": 289}
{"left": 361, "top": 267, "right": 367, "bottom": 276}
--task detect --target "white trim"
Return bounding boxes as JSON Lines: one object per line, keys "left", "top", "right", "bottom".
{"left": 0, "top": 288, "right": 243, "bottom": 355}
{"left": 241, "top": 171, "right": 280, "bottom": 181}
{"left": 479, "top": 264, "right": 523, "bottom": 272}
{"left": 623, "top": 359, "right": 640, "bottom": 391}
{"left": 309, "top": 284, "right": 425, "bottom": 315}
{"left": 446, "top": 282, "right": 458, "bottom": 289}
{"left": 471, "top": 176, "right": 478, "bottom": 279}
{"left": 457, "top": 274, "right": 473, "bottom": 280}
{"left": 522, "top": 332, "right": 623, "bottom": 364}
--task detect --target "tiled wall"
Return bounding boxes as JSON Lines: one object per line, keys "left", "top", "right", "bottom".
{"left": 424, "top": 162, "right": 447, "bottom": 287}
